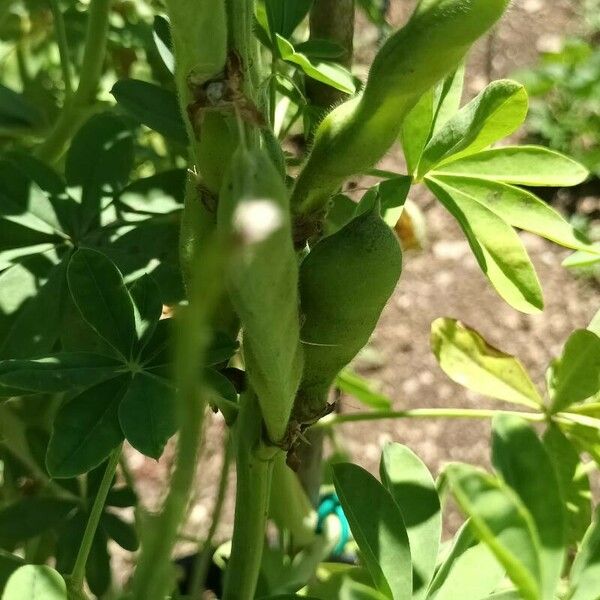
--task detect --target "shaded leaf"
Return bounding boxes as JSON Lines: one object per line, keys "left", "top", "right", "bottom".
{"left": 65, "top": 112, "right": 134, "bottom": 232}
{"left": 0, "top": 353, "right": 121, "bottom": 397}
{"left": 153, "top": 15, "right": 175, "bottom": 74}
{"left": 569, "top": 512, "right": 600, "bottom": 600}
{"left": 430, "top": 318, "right": 543, "bottom": 408}
{"left": 380, "top": 444, "right": 441, "bottom": 599}
{"left": 0, "top": 83, "right": 43, "bottom": 130}
{"left": 0, "top": 551, "right": 23, "bottom": 591}
{"left": 427, "top": 522, "right": 504, "bottom": 600}
{"left": 130, "top": 274, "right": 162, "bottom": 348}
{"left": 0, "top": 255, "right": 69, "bottom": 360}
{"left": 333, "top": 463, "right": 412, "bottom": 600}
{"left": 265, "top": 0, "right": 312, "bottom": 39}
{"left": 102, "top": 513, "right": 138, "bottom": 551}
{"left": 118, "top": 372, "right": 176, "bottom": 459}
{"left": 111, "top": 79, "right": 187, "bottom": 144}
{"left": 67, "top": 248, "right": 137, "bottom": 359}
{"left": 492, "top": 415, "right": 565, "bottom": 600}
{"left": 543, "top": 425, "right": 592, "bottom": 546}
{"left": 445, "top": 464, "right": 542, "bottom": 600}
{"left": 0, "top": 498, "right": 76, "bottom": 548}
{"left": 46, "top": 377, "right": 127, "bottom": 478}
{"left": 117, "top": 169, "right": 185, "bottom": 215}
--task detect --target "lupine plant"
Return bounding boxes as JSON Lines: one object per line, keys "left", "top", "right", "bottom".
{"left": 0, "top": 0, "right": 599, "bottom": 599}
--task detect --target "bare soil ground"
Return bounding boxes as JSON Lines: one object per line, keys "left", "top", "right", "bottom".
{"left": 117, "top": 0, "right": 600, "bottom": 577}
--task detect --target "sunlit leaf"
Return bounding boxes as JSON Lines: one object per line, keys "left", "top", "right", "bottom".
{"left": 431, "top": 318, "right": 543, "bottom": 408}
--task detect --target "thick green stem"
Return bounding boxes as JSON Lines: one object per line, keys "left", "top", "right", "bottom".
{"left": 36, "top": 0, "right": 111, "bottom": 162}
{"left": 317, "top": 408, "right": 546, "bottom": 429}
{"left": 190, "top": 431, "right": 233, "bottom": 598}
{"left": 222, "top": 392, "right": 275, "bottom": 600}
{"left": 49, "top": 0, "right": 74, "bottom": 97}
{"left": 131, "top": 237, "right": 228, "bottom": 600}
{"left": 68, "top": 445, "right": 122, "bottom": 594}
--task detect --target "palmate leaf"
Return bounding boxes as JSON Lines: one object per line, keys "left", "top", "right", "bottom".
{"left": 491, "top": 415, "right": 566, "bottom": 600}
{"left": 332, "top": 463, "right": 412, "bottom": 600}
{"left": 130, "top": 274, "right": 163, "bottom": 349}
{"left": 430, "top": 318, "right": 543, "bottom": 408}
{"left": 426, "top": 176, "right": 543, "bottom": 313}
{"left": 380, "top": 444, "right": 441, "bottom": 600}
{"left": 445, "top": 464, "right": 542, "bottom": 600}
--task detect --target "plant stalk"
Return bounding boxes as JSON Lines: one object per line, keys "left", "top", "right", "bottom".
{"left": 222, "top": 392, "right": 275, "bottom": 600}
{"left": 49, "top": 0, "right": 74, "bottom": 97}
{"left": 36, "top": 0, "right": 111, "bottom": 162}
{"left": 131, "top": 236, "right": 228, "bottom": 600}
{"left": 68, "top": 445, "right": 122, "bottom": 593}
{"left": 317, "top": 408, "right": 547, "bottom": 429}
{"left": 190, "top": 431, "right": 233, "bottom": 598}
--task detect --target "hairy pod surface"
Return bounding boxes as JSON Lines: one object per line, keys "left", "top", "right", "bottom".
{"left": 293, "top": 205, "right": 402, "bottom": 424}
{"left": 218, "top": 144, "right": 304, "bottom": 443}
{"left": 291, "top": 0, "right": 511, "bottom": 224}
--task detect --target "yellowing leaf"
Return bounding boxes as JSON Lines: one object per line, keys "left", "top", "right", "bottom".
{"left": 431, "top": 318, "right": 543, "bottom": 408}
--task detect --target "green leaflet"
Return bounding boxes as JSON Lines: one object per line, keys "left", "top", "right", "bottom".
{"left": 276, "top": 35, "right": 355, "bottom": 95}
{"left": 426, "top": 523, "right": 504, "bottom": 600}
{"left": 46, "top": 377, "right": 128, "bottom": 478}
{"left": 445, "top": 464, "right": 542, "bottom": 600}
{"left": 550, "top": 330, "right": 600, "bottom": 413}
{"left": 380, "top": 444, "right": 441, "bottom": 600}
{"left": 111, "top": 79, "right": 188, "bottom": 144}
{"left": 431, "top": 145, "right": 589, "bottom": 187}
{"left": 418, "top": 80, "right": 528, "bottom": 177}
{"left": 569, "top": 512, "right": 600, "bottom": 600}
{"left": 426, "top": 176, "right": 543, "bottom": 313}
{"left": 492, "top": 415, "right": 566, "bottom": 600}
{"left": 0, "top": 352, "right": 121, "bottom": 397}
{"left": 430, "top": 318, "right": 543, "bottom": 408}
{"left": 2, "top": 565, "right": 66, "bottom": 600}
{"left": 67, "top": 248, "right": 137, "bottom": 360}
{"left": 543, "top": 425, "right": 592, "bottom": 546}
{"left": 333, "top": 463, "right": 412, "bottom": 600}
{"left": 429, "top": 174, "right": 594, "bottom": 254}
{"left": 118, "top": 372, "right": 176, "bottom": 459}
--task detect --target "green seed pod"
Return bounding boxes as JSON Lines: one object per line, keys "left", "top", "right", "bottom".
{"left": 292, "top": 0, "right": 511, "bottom": 225}
{"left": 218, "top": 144, "right": 304, "bottom": 443}
{"left": 292, "top": 203, "right": 402, "bottom": 425}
